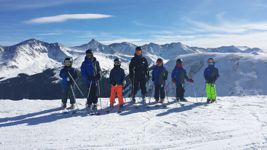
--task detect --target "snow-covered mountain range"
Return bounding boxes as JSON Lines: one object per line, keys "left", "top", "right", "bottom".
{"left": 0, "top": 38, "right": 266, "bottom": 99}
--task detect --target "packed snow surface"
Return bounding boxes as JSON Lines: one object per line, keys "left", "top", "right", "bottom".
{"left": 0, "top": 96, "right": 267, "bottom": 149}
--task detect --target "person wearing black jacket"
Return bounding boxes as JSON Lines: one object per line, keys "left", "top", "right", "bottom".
{"left": 59, "top": 57, "right": 78, "bottom": 109}
{"left": 129, "top": 46, "right": 149, "bottom": 103}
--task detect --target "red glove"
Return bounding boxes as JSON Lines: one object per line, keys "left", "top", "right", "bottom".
{"left": 188, "top": 79, "right": 194, "bottom": 83}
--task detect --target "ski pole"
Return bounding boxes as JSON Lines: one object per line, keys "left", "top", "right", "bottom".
{"left": 192, "top": 84, "right": 198, "bottom": 103}
{"left": 69, "top": 84, "right": 80, "bottom": 109}
{"left": 98, "top": 80, "right": 102, "bottom": 109}
{"left": 165, "top": 82, "right": 169, "bottom": 103}
{"left": 131, "top": 68, "right": 135, "bottom": 101}
{"left": 87, "top": 81, "right": 93, "bottom": 106}
{"left": 68, "top": 72, "right": 85, "bottom": 97}
{"left": 67, "top": 72, "right": 84, "bottom": 107}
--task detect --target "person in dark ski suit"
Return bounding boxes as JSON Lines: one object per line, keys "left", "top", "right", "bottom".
{"left": 109, "top": 58, "right": 126, "bottom": 109}
{"left": 171, "top": 59, "right": 194, "bottom": 101}
{"left": 152, "top": 58, "right": 168, "bottom": 103}
{"left": 80, "top": 49, "right": 101, "bottom": 110}
{"left": 129, "top": 46, "right": 149, "bottom": 103}
{"left": 204, "top": 58, "right": 219, "bottom": 103}
{"left": 59, "top": 57, "right": 78, "bottom": 109}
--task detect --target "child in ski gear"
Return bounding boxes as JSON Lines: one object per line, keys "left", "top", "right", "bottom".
{"left": 59, "top": 57, "right": 78, "bottom": 109}
{"left": 129, "top": 46, "right": 149, "bottom": 103}
{"left": 171, "top": 59, "right": 194, "bottom": 101}
{"left": 152, "top": 58, "right": 168, "bottom": 103}
{"left": 204, "top": 58, "right": 219, "bottom": 103}
{"left": 80, "top": 49, "right": 101, "bottom": 111}
{"left": 109, "top": 58, "right": 126, "bottom": 110}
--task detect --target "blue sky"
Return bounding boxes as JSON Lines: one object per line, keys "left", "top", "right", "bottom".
{"left": 1, "top": 0, "right": 267, "bottom": 49}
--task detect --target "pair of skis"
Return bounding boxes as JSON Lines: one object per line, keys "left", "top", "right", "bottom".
{"left": 106, "top": 105, "right": 124, "bottom": 114}
{"left": 61, "top": 107, "right": 78, "bottom": 115}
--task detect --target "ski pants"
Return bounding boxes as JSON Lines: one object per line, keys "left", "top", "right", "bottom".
{"left": 110, "top": 85, "right": 124, "bottom": 106}
{"left": 176, "top": 84, "right": 185, "bottom": 99}
{"left": 62, "top": 85, "right": 76, "bottom": 104}
{"left": 132, "top": 79, "right": 147, "bottom": 97}
{"left": 154, "top": 84, "right": 165, "bottom": 100}
{"left": 206, "top": 83, "right": 217, "bottom": 101}
{"left": 86, "top": 82, "right": 98, "bottom": 106}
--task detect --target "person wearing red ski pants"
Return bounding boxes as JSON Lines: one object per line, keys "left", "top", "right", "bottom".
{"left": 110, "top": 85, "right": 124, "bottom": 106}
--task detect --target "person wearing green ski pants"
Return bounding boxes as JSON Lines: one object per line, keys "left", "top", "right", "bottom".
{"left": 204, "top": 58, "right": 219, "bottom": 103}
{"left": 206, "top": 83, "right": 217, "bottom": 102}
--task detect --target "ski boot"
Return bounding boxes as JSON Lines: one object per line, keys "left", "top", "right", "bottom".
{"left": 61, "top": 103, "right": 67, "bottom": 109}
{"left": 106, "top": 105, "right": 114, "bottom": 113}
{"left": 67, "top": 104, "right": 75, "bottom": 110}
{"left": 142, "top": 95, "right": 146, "bottom": 104}
{"left": 131, "top": 97, "right": 136, "bottom": 104}
{"left": 117, "top": 104, "right": 124, "bottom": 113}
{"left": 91, "top": 104, "right": 99, "bottom": 115}
{"left": 180, "top": 98, "right": 187, "bottom": 102}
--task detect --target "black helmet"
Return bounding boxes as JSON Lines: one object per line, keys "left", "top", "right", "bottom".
{"left": 135, "top": 46, "right": 142, "bottom": 51}
{"left": 176, "top": 58, "right": 183, "bottom": 64}
{"left": 114, "top": 58, "right": 121, "bottom": 66}
{"left": 86, "top": 49, "right": 93, "bottom": 55}
{"left": 156, "top": 58, "right": 163, "bottom": 63}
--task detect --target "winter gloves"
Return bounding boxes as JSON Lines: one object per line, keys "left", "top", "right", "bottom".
{"left": 187, "top": 79, "right": 194, "bottom": 83}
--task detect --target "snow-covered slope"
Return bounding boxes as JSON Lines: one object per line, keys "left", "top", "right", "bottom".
{"left": 0, "top": 39, "right": 70, "bottom": 79}
{"left": 0, "top": 96, "right": 266, "bottom": 149}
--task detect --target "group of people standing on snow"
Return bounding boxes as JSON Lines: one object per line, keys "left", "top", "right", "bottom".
{"left": 59, "top": 46, "right": 219, "bottom": 113}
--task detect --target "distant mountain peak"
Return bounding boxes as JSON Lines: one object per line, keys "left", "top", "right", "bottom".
{"left": 88, "top": 39, "right": 101, "bottom": 45}
{"left": 20, "top": 38, "right": 44, "bottom": 44}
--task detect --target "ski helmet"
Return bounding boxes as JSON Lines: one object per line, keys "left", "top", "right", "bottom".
{"left": 135, "top": 46, "right": 142, "bottom": 51}
{"left": 86, "top": 49, "right": 93, "bottom": 55}
{"left": 207, "top": 58, "right": 215, "bottom": 65}
{"left": 176, "top": 58, "right": 183, "bottom": 64}
{"left": 64, "top": 57, "right": 73, "bottom": 66}
{"left": 114, "top": 58, "right": 121, "bottom": 66}
{"left": 156, "top": 58, "right": 163, "bottom": 65}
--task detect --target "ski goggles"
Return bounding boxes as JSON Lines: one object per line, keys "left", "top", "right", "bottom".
{"left": 208, "top": 62, "right": 215, "bottom": 65}
{"left": 114, "top": 61, "right": 121, "bottom": 66}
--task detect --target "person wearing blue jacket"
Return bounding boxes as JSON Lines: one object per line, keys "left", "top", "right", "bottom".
{"left": 152, "top": 58, "right": 168, "bottom": 103}
{"left": 204, "top": 58, "right": 219, "bottom": 103}
{"left": 171, "top": 59, "right": 193, "bottom": 102}
{"left": 109, "top": 58, "right": 126, "bottom": 110}
{"left": 80, "top": 49, "right": 101, "bottom": 112}
{"left": 59, "top": 57, "right": 78, "bottom": 109}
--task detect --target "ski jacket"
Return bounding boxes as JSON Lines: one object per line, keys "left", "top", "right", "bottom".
{"left": 152, "top": 65, "right": 168, "bottom": 86}
{"left": 171, "top": 65, "right": 189, "bottom": 85}
{"left": 204, "top": 65, "right": 219, "bottom": 83}
{"left": 129, "top": 54, "right": 149, "bottom": 81}
{"left": 81, "top": 56, "right": 101, "bottom": 85}
{"left": 59, "top": 66, "right": 78, "bottom": 88}
{"left": 110, "top": 66, "right": 125, "bottom": 86}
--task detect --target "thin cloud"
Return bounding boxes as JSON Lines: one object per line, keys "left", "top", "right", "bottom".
{"left": 25, "top": 13, "right": 113, "bottom": 24}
